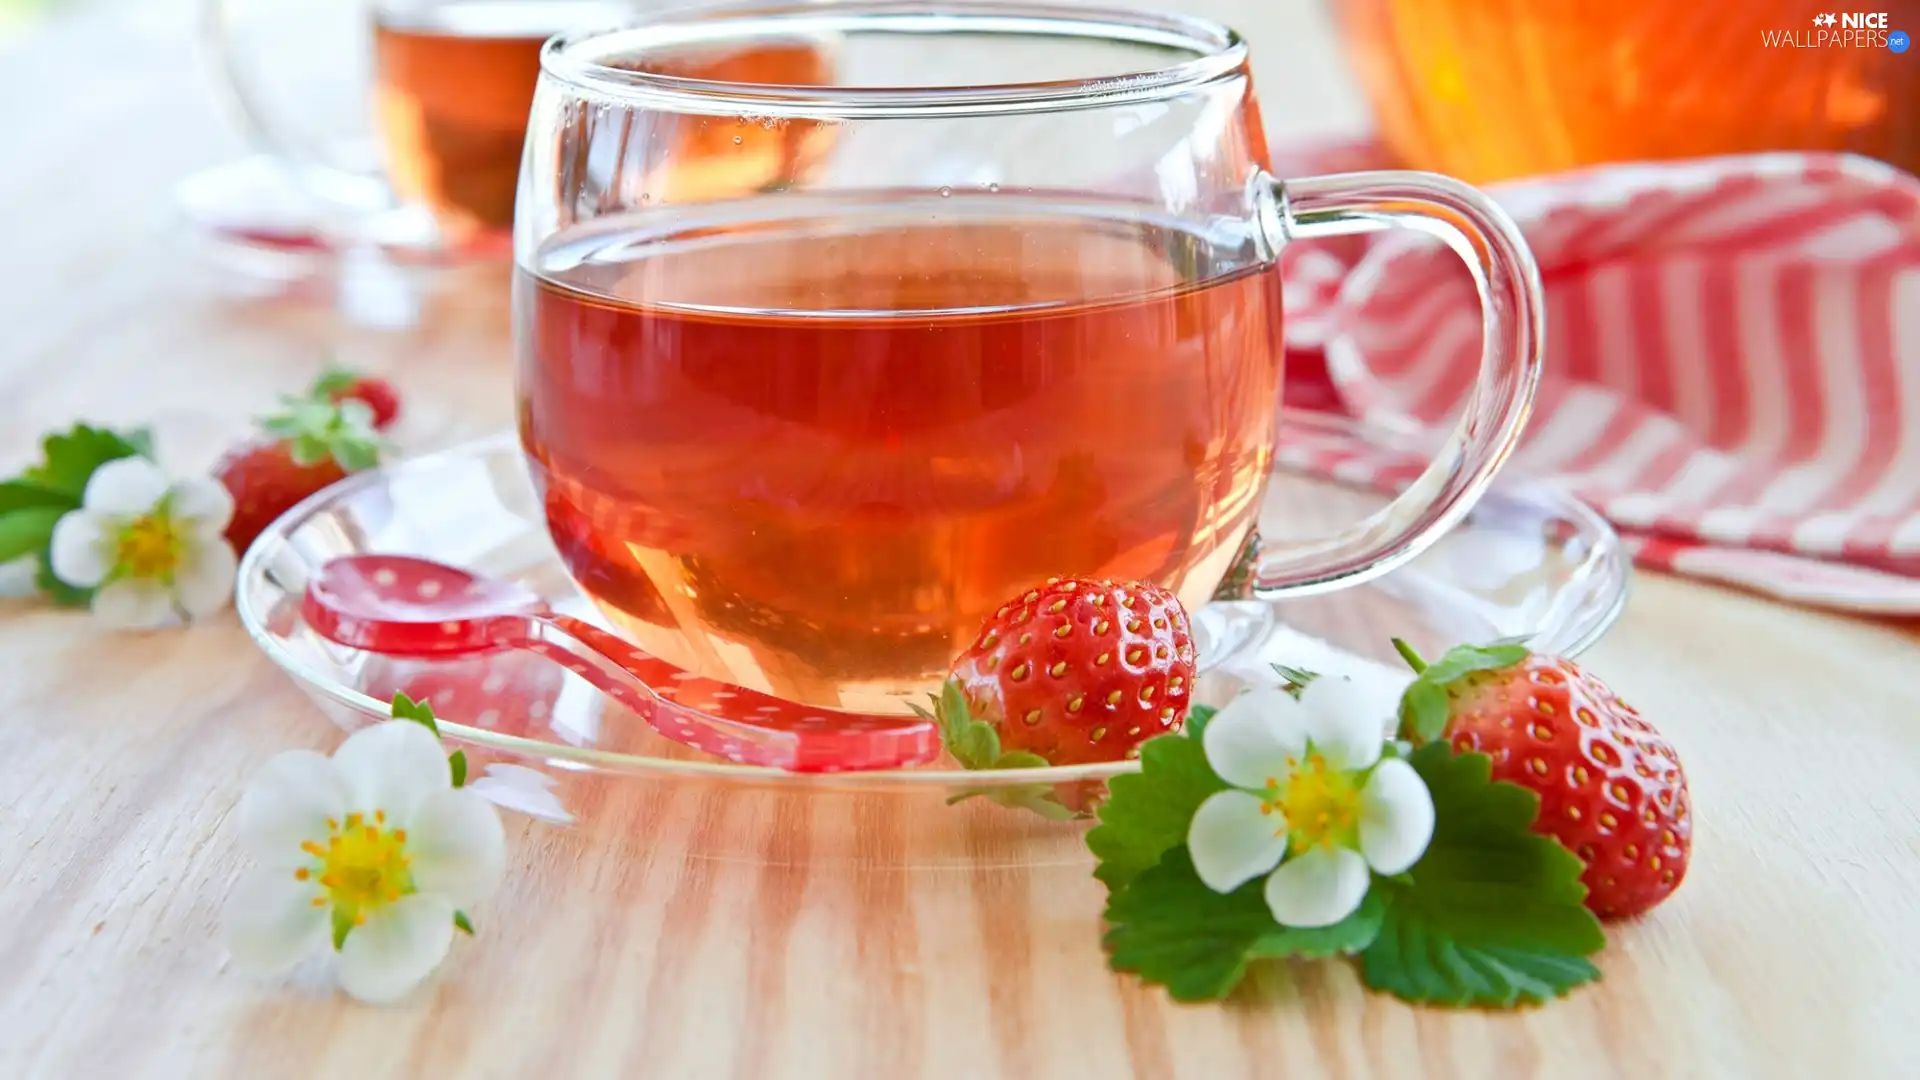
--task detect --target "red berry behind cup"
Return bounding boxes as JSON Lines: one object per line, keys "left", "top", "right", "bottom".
{"left": 1396, "top": 639, "right": 1691, "bottom": 920}
{"left": 216, "top": 396, "right": 385, "bottom": 556}
{"left": 310, "top": 367, "right": 402, "bottom": 431}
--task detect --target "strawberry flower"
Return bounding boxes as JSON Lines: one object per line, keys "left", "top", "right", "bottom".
{"left": 1187, "top": 677, "right": 1434, "bottom": 928}
{"left": 224, "top": 721, "right": 505, "bottom": 1003}
{"left": 47, "top": 457, "right": 237, "bottom": 628}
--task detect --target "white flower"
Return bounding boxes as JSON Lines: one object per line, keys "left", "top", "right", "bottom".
{"left": 1187, "top": 677, "right": 1435, "bottom": 928}
{"left": 48, "top": 457, "right": 238, "bottom": 628}
{"left": 225, "top": 721, "right": 506, "bottom": 1004}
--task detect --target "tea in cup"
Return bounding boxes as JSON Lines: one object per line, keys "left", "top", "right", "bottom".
{"left": 513, "top": 2, "right": 1546, "bottom": 712}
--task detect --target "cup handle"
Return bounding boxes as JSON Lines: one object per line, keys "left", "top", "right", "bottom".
{"left": 197, "top": 0, "right": 390, "bottom": 210}
{"left": 1234, "top": 170, "right": 1545, "bottom": 598}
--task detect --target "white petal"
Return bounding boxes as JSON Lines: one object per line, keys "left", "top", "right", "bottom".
{"left": 407, "top": 789, "right": 507, "bottom": 907}
{"left": 82, "top": 456, "right": 169, "bottom": 516}
{"left": 225, "top": 866, "right": 329, "bottom": 976}
{"left": 1297, "top": 676, "right": 1387, "bottom": 771}
{"left": 1187, "top": 789, "right": 1289, "bottom": 893}
{"left": 236, "top": 749, "right": 350, "bottom": 867}
{"left": 1359, "top": 757, "right": 1436, "bottom": 875}
{"left": 91, "top": 577, "right": 176, "bottom": 629}
{"left": 168, "top": 476, "right": 236, "bottom": 533}
{"left": 1264, "top": 845, "right": 1371, "bottom": 928}
{"left": 332, "top": 721, "right": 453, "bottom": 824}
{"left": 337, "top": 894, "right": 455, "bottom": 1004}
{"left": 174, "top": 536, "right": 238, "bottom": 618}
{"left": 1202, "top": 688, "right": 1309, "bottom": 790}
{"left": 469, "top": 765, "right": 574, "bottom": 825}
{"left": 48, "top": 511, "right": 111, "bottom": 587}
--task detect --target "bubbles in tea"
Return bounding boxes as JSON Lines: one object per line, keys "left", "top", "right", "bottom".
{"left": 517, "top": 195, "right": 1285, "bottom": 712}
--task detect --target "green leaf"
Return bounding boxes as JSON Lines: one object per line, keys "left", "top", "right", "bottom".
{"left": 1359, "top": 743, "right": 1606, "bottom": 1008}
{"left": 0, "top": 480, "right": 74, "bottom": 516}
{"left": 932, "top": 681, "right": 1099, "bottom": 820}
{"left": 947, "top": 783, "right": 1083, "bottom": 821}
{"left": 0, "top": 506, "right": 65, "bottom": 564}
{"left": 1394, "top": 641, "right": 1530, "bottom": 742}
{"left": 1103, "top": 847, "right": 1385, "bottom": 1002}
{"left": 448, "top": 750, "right": 468, "bottom": 788}
{"left": 1086, "top": 723, "right": 1228, "bottom": 892}
{"left": 309, "top": 365, "right": 360, "bottom": 398}
{"left": 256, "top": 397, "right": 386, "bottom": 474}
{"left": 933, "top": 680, "right": 1001, "bottom": 770}
{"left": 33, "top": 552, "right": 91, "bottom": 606}
{"left": 390, "top": 692, "right": 439, "bottom": 735}
{"left": 1271, "top": 664, "right": 1320, "bottom": 698}
{"left": 16, "top": 424, "right": 145, "bottom": 499}
{"left": 453, "top": 910, "right": 475, "bottom": 936}
{"left": 332, "top": 906, "right": 355, "bottom": 951}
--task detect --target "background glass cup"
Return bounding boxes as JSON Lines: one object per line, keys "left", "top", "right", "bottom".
{"left": 512, "top": 1, "right": 1546, "bottom": 715}
{"left": 199, "top": 0, "right": 837, "bottom": 255}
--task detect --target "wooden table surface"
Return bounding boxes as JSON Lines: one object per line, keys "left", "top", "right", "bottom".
{"left": 5, "top": 1, "right": 1920, "bottom": 1078}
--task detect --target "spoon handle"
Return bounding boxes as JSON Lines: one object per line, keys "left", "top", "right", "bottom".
{"left": 497, "top": 613, "right": 941, "bottom": 772}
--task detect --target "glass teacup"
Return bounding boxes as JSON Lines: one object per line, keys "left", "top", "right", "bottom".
{"left": 200, "top": 0, "right": 835, "bottom": 255}
{"left": 513, "top": 1, "right": 1545, "bottom": 713}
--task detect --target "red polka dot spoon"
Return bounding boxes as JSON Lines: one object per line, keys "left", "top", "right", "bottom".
{"left": 300, "top": 554, "right": 941, "bottom": 772}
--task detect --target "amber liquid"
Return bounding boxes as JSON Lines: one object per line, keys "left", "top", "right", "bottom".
{"left": 517, "top": 197, "right": 1285, "bottom": 711}
{"left": 372, "top": 0, "right": 833, "bottom": 233}
{"left": 1335, "top": 0, "right": 1920, "bottom": 183}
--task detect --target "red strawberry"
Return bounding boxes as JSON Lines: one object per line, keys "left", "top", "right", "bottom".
{"left": 216, "top": 397, "right": 385, "bottom": 555}
{"left": 941, "top": 577, "right": 1197, "bottom": 768}
{"left": 310, "top": 367, "right": 401, "bottom": 430}
{"left": 1396, "top": 639, "right": 1691, "bottom": 920}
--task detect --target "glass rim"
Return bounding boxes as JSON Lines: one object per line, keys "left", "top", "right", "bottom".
{"left": 537, "top": 0, "right": 1249, "bottom": 119}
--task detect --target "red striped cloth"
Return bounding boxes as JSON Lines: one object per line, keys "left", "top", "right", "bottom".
{"left": 1274, "top": 144, "right": 1920, "bottom": 613}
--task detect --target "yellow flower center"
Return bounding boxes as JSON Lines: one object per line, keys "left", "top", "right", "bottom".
{"left": 114, "top": 512, "right": 185, "bottom": 580}
{"left": 1264, "top": 749, "right": 1362, "bottom": 853}
{"left": 295, "top": 811, "right": 414, "bottom": 924}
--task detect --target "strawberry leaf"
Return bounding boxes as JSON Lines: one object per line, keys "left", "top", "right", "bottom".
{"left": 1086, "top": 704, "right": 1224, "bottom": 892}
{"left": 0, "top": 506, "right": 65, "bottom": 565}
{"left": 391, "top": 692, "right": 440, "bottom": 735}
{"left": 930, "top": 680, "right": 1001, "bottom": 770}
{"left": 1103, "top": 846, "right": 1385, "bottom": 1002}
{"left": 448, "top": 750, "right": 469, "bottom": 788}
{"left": 0, "top": 480, "right": 73, "bottom": 516}
{"left": 14, "top": 423, "right": 148, "bottom": 500}
{"left": 1271, "top": 663, "right": 1318, "bottom": 698}
{"left": 1359, "top": 742, "right": 1605, "bottom": 1008}
{"left": 931, "top": 680, "right": 1100, "bottom": 820}
{"left": 258, "top": 398, "right": 385, "bottom": 473}
{"left": 1394, "top": 640, "right": 1530, "bottom": 743}
{"left": 308, "top": 365, "right": 361, "bottom": 398}
{"left": 453, "top": 910, "right": 475, "bottom": 935}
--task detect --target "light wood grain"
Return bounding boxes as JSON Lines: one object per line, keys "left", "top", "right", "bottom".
{"left": 4, "top": 2, "right": 1920, "bottom": 1078}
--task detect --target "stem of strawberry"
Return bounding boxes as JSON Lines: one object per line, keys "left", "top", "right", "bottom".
{"left": 1391, "top": 638, "right": 1428, "bottom": 674}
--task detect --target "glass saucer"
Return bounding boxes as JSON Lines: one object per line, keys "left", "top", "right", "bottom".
{"left": 172, "top": 156, "right": 513, "bottom": 278}
{"left": 236, "top": 411, "right": 1627, "bottom": 842}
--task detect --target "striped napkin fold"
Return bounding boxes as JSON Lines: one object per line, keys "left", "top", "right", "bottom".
{"left": 1275, "top": 143, "right": 1920, "bottom": 614}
